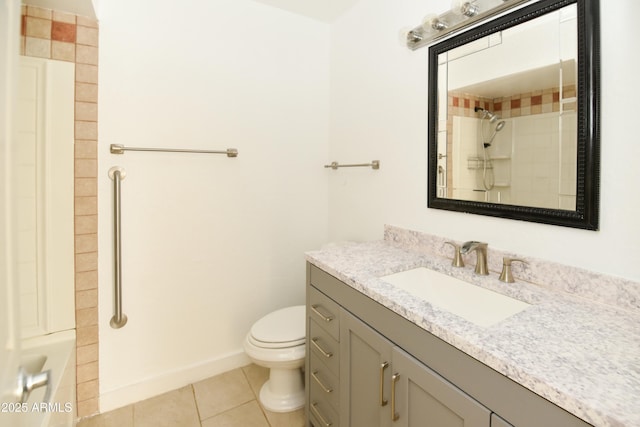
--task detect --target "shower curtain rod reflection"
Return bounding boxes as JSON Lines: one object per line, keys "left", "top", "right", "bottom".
{"left": 110, "top": 144, "right": 238, "bottom": 157}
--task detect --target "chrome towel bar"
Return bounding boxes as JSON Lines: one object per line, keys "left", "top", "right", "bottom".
{"left": 110, "top": 144, "right": 238, "bottom": 157}
{"left": 108, "top": 166, "right": 128, "bottom": 329}
{"left": 324, "top": 160, "right": 380, "bottom": 170}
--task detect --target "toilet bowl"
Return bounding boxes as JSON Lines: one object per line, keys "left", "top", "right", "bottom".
{"left": 243, "top": 305, "right": 306, "bottom": 413}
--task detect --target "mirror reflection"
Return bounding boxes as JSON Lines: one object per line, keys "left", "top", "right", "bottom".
{"left": 436, "top": 4, "right": 578, "bottom": 210}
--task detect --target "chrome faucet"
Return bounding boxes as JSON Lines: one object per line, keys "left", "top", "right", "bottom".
{"left": 460, "top": 241, "right": 489, "bottom": 275}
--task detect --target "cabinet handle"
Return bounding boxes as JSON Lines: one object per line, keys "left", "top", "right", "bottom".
{"left": 380, "top": 362, "right": 389, "bottom": 406}
{"left": 311, "top": 402, "right": 333, "bottom": 427}
{"left": 311, "top": 370, "right": 333, "bottom": 393}
{"left": 391, "top": 373, "right": 400, "bottom": 422}
{"left": 311, "top": 337, "right": 333, "bottom": 358}
{"left": 311, "top": 304, "right": 334, "bottom": 322}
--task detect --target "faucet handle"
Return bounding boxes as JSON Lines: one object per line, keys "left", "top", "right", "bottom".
{"left": 444, "top": 242, "right": 465, "bottom": 267}
{"left": 499, "top": 257, "right": 528, "bottom": 283}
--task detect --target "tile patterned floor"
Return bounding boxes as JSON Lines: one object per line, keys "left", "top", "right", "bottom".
{"left": 77, "top": 364, "right": 305, "bottom": 427}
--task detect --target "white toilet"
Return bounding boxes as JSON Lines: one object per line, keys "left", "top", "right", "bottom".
{"left": 243, "top": 305, "right": 306, "bottom": 412}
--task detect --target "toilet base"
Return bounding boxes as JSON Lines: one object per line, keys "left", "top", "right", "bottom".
{"left": 259, "top": 367, "right": 305, "bottom": 413}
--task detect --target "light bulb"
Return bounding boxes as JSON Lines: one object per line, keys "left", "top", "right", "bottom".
{"left": 461, "top": 2, "right": 480, "bottom": 17}
{"left": 432, "top": 18, "right": 448, "bottom": 30}
{"left": 423, "top": 14, "right": 448, "bottom": 32}
{"left": 451, "top": 0, "right": 479, "bottom": 17}
{"left": 401, "top": 27, "right": 423, "bottom": 45}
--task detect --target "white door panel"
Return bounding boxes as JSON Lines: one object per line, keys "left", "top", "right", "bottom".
{"left": 0, "top": 1, "right": 23, "bottom": 423}
{"left": 17, "top": 56, "right": 75, "bottom": 339}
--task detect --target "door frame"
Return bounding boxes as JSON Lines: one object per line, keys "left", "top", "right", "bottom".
{"left": 0, "top": 0, "right": 22, "bottom": 407}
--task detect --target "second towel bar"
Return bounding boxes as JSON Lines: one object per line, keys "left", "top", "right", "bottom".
{"left": 324, "top": 160, "right": 380, "bottom": 170}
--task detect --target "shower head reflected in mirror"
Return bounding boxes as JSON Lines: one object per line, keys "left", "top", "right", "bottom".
{"left": 484, "top": 120, "right": 506, "bottom": 148}
{"left": 474, "top": 106, "right": 501, "bottom": 123}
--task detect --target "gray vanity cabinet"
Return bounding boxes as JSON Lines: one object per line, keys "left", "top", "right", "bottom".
{"left": 340, "top": 309, "right": 490, "bottom": 427}
{"left": 305, "top": 263, "right": 592, "bottom": 427}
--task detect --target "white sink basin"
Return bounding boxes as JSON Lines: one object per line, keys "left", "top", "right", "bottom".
{"left": 380, "top": 267, "right": 530, "bottom": 327}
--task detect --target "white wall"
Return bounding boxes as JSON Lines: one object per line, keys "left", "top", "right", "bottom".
{"left": 328, "top": 0, "right": 640, "bottom": 282}
{"left": 98, "top": 0, "right": 330, "bottom": 410}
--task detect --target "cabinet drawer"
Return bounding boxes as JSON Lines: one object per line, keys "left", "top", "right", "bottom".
{"left": 308, "top": 286, "right": 340, "bottom": 340}
{"left": 310, "top": 319, "right": 340, "bottom": 374}
{"left": 309, "top": 353, "right": 340, "bottom": 412}
{"left": 310, "top": 398, "right": 339, "bottom": 427}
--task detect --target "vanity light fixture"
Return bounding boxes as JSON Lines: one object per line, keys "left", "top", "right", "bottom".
{"left": 406, "top": 0, "right": 530, "bottom": 50}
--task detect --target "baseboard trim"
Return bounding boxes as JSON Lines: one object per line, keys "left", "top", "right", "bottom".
{"left": 99, "top": 349, "right": 251, "bottom": 413}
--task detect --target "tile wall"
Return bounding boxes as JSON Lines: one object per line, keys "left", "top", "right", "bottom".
{"left": 20, "top": 5, "right": 100, "bottom": 418}
{"left": 449, "top": 85, "right": 576, "bottom": 119}
{"left": 444, "top": 86, "right": 576, "bottom": 196}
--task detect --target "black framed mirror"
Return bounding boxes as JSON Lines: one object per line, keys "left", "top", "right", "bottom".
{"left": 427, "top": 0, "right": 600, "bottom": 230}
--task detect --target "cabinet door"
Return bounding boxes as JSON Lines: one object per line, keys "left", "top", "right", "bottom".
{"left": 392, "top": 347, "right": 491, "bottom": 427}
{"left": 340, "top": 309, "right": 393, "bottom": 427}
{"left": 491, "top": 413, "right": 514, "bottom": 427}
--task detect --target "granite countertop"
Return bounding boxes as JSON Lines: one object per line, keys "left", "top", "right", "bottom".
{"left": 305, "top": 239, "right": 640, "bottom": 427}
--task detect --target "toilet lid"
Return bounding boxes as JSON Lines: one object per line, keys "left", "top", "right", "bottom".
{"left": 250, "top": 305, "right": 305, "bottom": 346}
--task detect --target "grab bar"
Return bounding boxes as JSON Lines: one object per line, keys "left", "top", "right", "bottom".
{"left": 108, "top": 167, "right": 128, "bottom": 329}
{"left": 110, "top": 144, "right": 238, "bottom": 157}
{"left": 324, "top": 160, "right": 380, "bottom": 170}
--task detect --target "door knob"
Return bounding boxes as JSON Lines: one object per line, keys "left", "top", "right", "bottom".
{"left": 17, "top": 367, "right": 51, "bottom": 404}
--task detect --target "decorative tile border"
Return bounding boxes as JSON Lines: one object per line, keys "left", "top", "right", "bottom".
{"left": 449, "top": 85, "right": 575, "bottom": 119}
{"left": 21, "top": 4, "right": 100, "bottom": 419}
